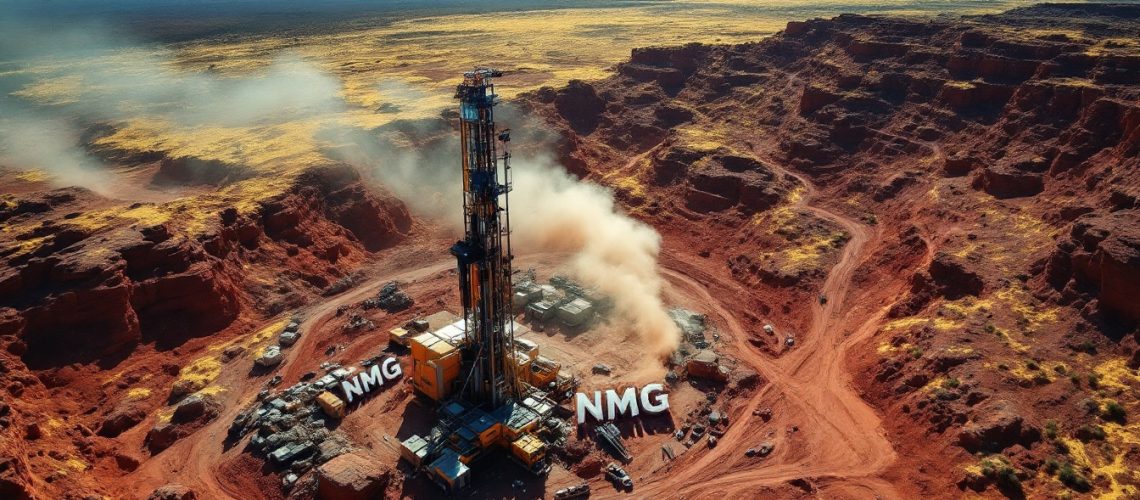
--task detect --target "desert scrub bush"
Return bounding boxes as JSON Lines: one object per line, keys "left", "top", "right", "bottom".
{"left": 1057, "top": 462, "right": 1091, "bottom": 492}
{"left": 980, "top": 456, "right": 1022, "bottom": 495}
{"left": 1101, "top": 400, "right": 1126, "bottom": 423}
{"left": 1045, "top": 420, "right": 1058, "bottom": 439}
{"left": 1075, "top": 424, "right": 1106, "bottom": 442}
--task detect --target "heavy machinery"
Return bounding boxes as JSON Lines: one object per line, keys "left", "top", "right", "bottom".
{"left": 403, "top": 69, "right": 556, "bottom": 492}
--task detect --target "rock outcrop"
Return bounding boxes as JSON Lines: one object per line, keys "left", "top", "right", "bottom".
{"left": 0, "top": 164, "right": 409, "bottom": 368}
{"left": 1045, "top": 209, "right": 1140, "bottom": 323}
{"left": 957, "top": 400, "right": 1041, "bottom": 453}
{"left": 316, "top": 452, "right": 390, "bottom": 500}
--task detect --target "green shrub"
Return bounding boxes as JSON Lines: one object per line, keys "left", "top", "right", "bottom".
{"left": 1045, "top": 420, "right": 1059, "bottom": 440}
{"left": 1083, "top": 399, "right": 1101, "bottom": 414}
{"left": 981, "top": 458, "right": 1023, "bottom": 495}
{"left": 1058, "top": 463, "right": 1091, "bottom": 492}
{"left": 943, "top": 377, "right": 961, "bottom": 389}
{"left": 1044, "top": 458, "right": 1060, "bottom": 473}
{"left": 1102, "top": 400, "right": 1127, "bottom": 423}
{"left": 1087, "top": 373, "right": 1100, "bottom": 389}
{"left": 1075, "top": 424, "right": 1106, "bottom": 442}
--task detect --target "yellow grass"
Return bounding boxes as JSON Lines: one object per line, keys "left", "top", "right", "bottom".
{"left": 15, "top": 170, "right": 51, "bottom": 183}
{"left": 63, "top": 457, "right": 88, "bottom": 472}
{"left": 877, "top": 341, "right": 913, "bottom": 355}
{"left": 173, "top": 318, "right": 288, "bottom": 395}
{"left": 127, "top": 387, "right": 152, "bottom": 400}
{"left": 941, "top": 297, "right": 993, "bottom": 317}
{"left": 1060, "top": 434, "right": 1140, "bottom": 499}
{"left": 882, "top": 317, "right": 928, "bottom": 332}
{"left": 995, "top": 286, "right": 1058, "bottom": 331}
{"left": 610, "top": 175, "right": 646, "bottom": 199}
{"left": 1094, "top": 358, "right": 1140, "bottom": 391}
{"left": 993, "top": 326, "right": 1030, "bottom": 353}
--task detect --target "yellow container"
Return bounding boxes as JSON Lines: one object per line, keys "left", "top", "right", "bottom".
{"left": 511, "top": 434, "right": 546, "bottom": 467}
{"left": 414, "top": 350, "right": 462, "bottom": 401}
{"left": 316, "top": 391, "right": 346, "bottom": 419}
{"left": 389, "top": 327, "right": 411, "bottom": 346}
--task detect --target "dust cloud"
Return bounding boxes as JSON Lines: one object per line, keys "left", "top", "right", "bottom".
{"left": 510, "top": 159, "right": 682, "bottom": 374}
{"left": 337, "top": 121, "right": 682, "bottom": 374}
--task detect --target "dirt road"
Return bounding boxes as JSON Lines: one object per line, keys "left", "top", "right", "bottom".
{"left": 634, "top": 159, "right": 904, "bottom": 498}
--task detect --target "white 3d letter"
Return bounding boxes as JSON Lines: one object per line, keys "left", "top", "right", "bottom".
{"left": 381, "top": 357, "right": 402, "bottom": 380}
{"left": 606, "top": 387, "right": 640, "bottom": 420}
{"left": 359, "top": 364, "right": 383, "bottom": 391}
{"left": 341, "top": 378, "right": 364, "bottom": 404}
{"left": 640, "top": 383, "right": 670, "bottom": 414}
{"left": 576, "top": 391, "right": 604, "bottom": 423}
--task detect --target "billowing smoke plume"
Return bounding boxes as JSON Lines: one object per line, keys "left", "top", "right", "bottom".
{"left": 330, "top": 116, "right": 681, "bottom": 375}
{"left": 510, "top": 159, "right": 682, "bottom": 373}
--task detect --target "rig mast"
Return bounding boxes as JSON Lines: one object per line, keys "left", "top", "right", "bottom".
{"left": 450, "top": 68, "right": 519, "bottom": 408}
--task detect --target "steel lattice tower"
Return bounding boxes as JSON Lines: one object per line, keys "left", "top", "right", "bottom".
{"left": 450, "top": 68, "right": 520, "bottom": 407}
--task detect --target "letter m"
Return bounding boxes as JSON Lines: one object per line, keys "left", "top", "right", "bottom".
{"left": 358, "top": 365, "right": 383, "bottom": 392}
{"left": 606, "top": 387, "right": 639, "bottom": 420}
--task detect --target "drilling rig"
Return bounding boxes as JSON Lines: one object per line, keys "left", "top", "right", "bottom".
{"left": 450, "top": 68, "right": 521, "bottom": 408}
{"left": 401, "top": 69, "right": 557, "bottom": 492}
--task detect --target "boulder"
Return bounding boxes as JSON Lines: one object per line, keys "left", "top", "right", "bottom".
{"left": 98, "top": 402, "right": 148, "bottom": 438}
{"left": 799, "top": 85, "right": 842, "bottom": 114}
{"left": 316, "top": 452, "right": 390, "bottom": 500}
{"left": 957, "top": 400, "right": 1041, "bottom": 452}
{"left": 973, "top": 160, "right": 1045, "bottom": 199}
{"left": 172, "top": 394, "right": 221, "bottom": 424}
{"left": 146, "top": 422, "right": 179, "bottom": 454}
{"left": 943, "top": 153, "right": 980, "bottom": 177}
{"left": 928, "top": 253, "right": 985, "bottom": 299}
{"left": 147, "top": 484, "right": 196, "bottom": 500}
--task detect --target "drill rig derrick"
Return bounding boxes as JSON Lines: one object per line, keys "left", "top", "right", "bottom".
{"left": 450, "top": 68, "right": 520, "bottom": 408}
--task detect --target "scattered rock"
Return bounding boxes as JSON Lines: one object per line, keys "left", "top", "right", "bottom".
{"left": 147, "top": 483, "right": 196, "bottom": 500}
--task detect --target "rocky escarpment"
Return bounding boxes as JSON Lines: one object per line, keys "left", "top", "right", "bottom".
{"left": 0, "top": 164, "right": 409, "bottom": 368}
{"left": 1044, "top": 209, "right": 1140, "bottom": 366}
